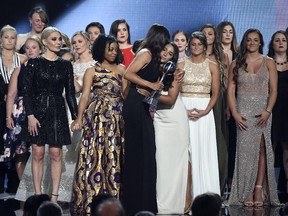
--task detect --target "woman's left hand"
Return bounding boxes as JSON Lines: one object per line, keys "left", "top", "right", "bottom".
{"left": 256, "top": 110, "right": 271, "bottom": 126}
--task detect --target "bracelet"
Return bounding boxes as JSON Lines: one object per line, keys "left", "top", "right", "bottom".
{"left": 5, "top": 116, "right": 12, "bottom": 119}
{"left": 265, "top": 109, "right": 272, "bottom": 114}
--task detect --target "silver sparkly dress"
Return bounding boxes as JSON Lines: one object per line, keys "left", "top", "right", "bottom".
{"left": 228, "top": 57, "right": 280, "bottom": 206}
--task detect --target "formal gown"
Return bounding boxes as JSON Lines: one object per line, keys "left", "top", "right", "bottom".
{"left": 181, "top": 58, "right": 220, "bottom": 199}
{"left": 154, "top": 93, "right": 190, "bottom": 214}
{"left": 70, "top": 63, "right": 124, "bottom": 215}
{"left": 122, "top": 58, "right": 161, "bottom": 215}
{"left": 228, "top": 57, "right": 279, "bottom": 206}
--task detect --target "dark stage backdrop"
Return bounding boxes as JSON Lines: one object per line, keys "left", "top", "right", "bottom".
{"left": 2, "top": 0, "right": 288, "bottom": 53}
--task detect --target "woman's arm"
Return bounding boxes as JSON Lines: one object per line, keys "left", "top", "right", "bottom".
{"left": 227, "top": 61, "right": 237, "bottom": 116}
{"left": 71, "top": 67, "right": 94, "bottom": 131}
{"left": 256, "top": 57, "right": 278, "bottom": 126}
{"left": 158, "top": 78, "right": 180, "bottom": 106}
{"left": 203, "top": 62, "right": 220, "bottom": 114}
{"left": 74, "top": 77, "right": 82, "bottom": 93}
{"left": 119, "top": 65, "right": 129, "bottom": 99}
{"left": 6, "top": 67, "right": 20, "bottom": 129}
{"left": 64, "top": 61, "right": 77, "bottom": 120}
{"left": 23, "top": 59, "right": 41, "bottom": 136}
{"left": 123, "top": 49, "right": 162, "bottom": 91}
{"left": 266, "top": 58, "right": 278, "bottom": 112}
{"left": 227, "top": 61, "right": 247, "bottom": 130}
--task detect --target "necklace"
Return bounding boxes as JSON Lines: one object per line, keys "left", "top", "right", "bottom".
{"left": 274, "top": 60, "right": 287, "bottom": 65}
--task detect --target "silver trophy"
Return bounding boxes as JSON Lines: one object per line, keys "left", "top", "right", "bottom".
{"left": 143, "top": 61, "right": 176, "bottom": 112}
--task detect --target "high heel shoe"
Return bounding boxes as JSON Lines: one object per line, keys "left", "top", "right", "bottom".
{"left": 244, "top": 193, "right": 254, "bottom": 207}
{"left": 50, "top": 193, "right": 59, "bottom": 202}
{"left": 254, "top": 185, "right": 264, "bottom": 207}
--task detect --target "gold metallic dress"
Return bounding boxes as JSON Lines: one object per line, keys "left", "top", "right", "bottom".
{"left": 70, "top": 63, "right": 124, "bottom": 215}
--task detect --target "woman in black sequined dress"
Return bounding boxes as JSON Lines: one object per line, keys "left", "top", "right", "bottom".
{"left": 21, "top": 27, "right": 77, "bottom": 201}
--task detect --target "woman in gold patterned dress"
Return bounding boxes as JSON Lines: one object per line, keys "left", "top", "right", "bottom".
{"left": 70, "top": 34, "right": 127, "bottom": 215}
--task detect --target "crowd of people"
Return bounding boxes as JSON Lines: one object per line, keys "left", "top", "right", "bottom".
{"left": 0, "top": 5, "right": 288, "bottom": 216}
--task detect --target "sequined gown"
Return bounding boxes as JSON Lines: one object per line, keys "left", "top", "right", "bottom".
{"left": 70, "top": 63, "right": 124, "bottom": 215}
{"left": 181, "top": 58, "right": 220, "bottom": 199}
{"left": 228, "top": 57, "right": 279, "bottom": 206}
{"left": 123, "top": 58, "right": 161, "bottom": 215}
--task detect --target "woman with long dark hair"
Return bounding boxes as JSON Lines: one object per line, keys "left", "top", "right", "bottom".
{"left": 228, "top": 28, "right": 279, "bottom": 206}
{"left": 122, "top": 23, "right": 170, "bottom": 215}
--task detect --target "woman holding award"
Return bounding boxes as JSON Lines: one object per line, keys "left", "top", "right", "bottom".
{"left": 122, "top": 23, "right": 170, "bottom": 215}
{"left": 154, "top": 42, "right": 192, "bottom": 214}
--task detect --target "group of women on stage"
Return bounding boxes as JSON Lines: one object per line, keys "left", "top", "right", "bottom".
{"left": 1, "top": 5, "right": 288, "bottom": 216}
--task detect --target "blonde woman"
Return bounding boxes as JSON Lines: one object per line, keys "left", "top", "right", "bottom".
{"left": 20, "top": 27, "right": 77, "bottom": 202}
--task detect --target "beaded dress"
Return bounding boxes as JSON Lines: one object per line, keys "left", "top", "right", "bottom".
{"left": 228, "top": 57, "right": 279, "bottom": 206}
{"left": 181, "top": 58, "right": 220, "bottom": 199}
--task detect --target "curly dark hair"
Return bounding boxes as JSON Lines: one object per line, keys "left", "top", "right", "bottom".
{"left": 92, "top": 34, "right": 123, "bottom": 64}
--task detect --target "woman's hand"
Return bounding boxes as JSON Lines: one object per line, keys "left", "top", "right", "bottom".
{"left": 71, "top": 119, "right": 82, "bottom": 132}
{"left": 256, "top": 110, "right": 271, "bottom": 126}
{"left": 226, "top": 106, "right": 231, "bottom": 121}
{"left": 149, "top": 81, "right": 164, "bottom": 91}
{"left": 233, "top": 112, "right": 247, "bottom": 131}
{"left": 174, "top": 68, "right": 185, "bottom": 83}
{"left": 187, "top": 108, "right": 207, "bottom": 121}
{"left": 28, "top": 115, "right": 41, "bottom": 136}
{"left": 6, "top": 117, "right": 14, "bottom": 129}
{"left": 136, "top": 86, "right": 151, "bottom": 97}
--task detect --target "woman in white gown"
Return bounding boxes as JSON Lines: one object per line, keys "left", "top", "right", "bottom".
{"left": 153, "top": 42, "right": 192, "bottom": 214}
{"left": 179, "top": 31, "right": 220, "bottom": 199}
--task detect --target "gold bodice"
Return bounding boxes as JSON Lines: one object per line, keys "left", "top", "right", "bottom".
{"left": 181, "top": 58, "right": 211, "bottom": 94}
